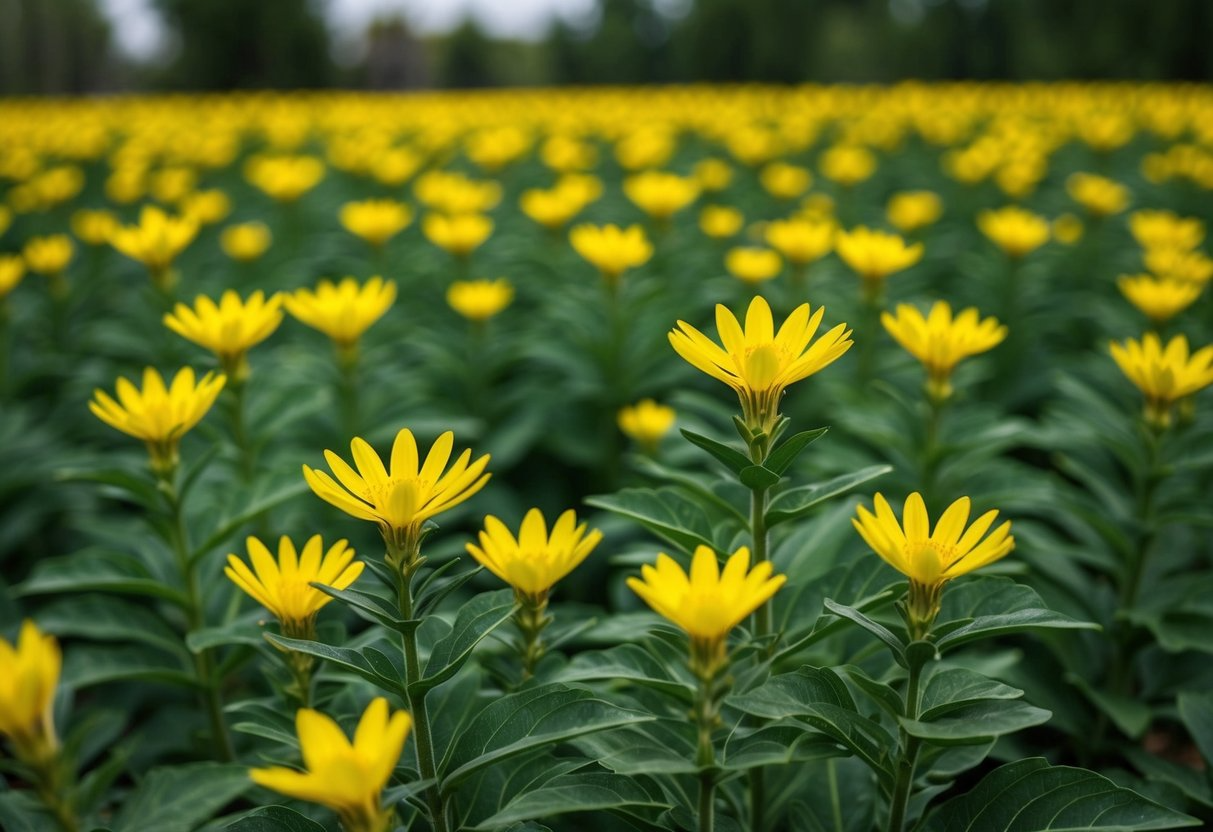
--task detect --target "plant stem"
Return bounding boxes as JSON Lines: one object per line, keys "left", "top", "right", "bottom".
{"left": 227, "top": 380, "right": 255, "bottom": 482}
{"left": 337, "top": 346, "right": 361, "bottom": 440}
{"left": 693, "top": 671, "right": 717, "bottom": 832}
{"left": 395, "top": 569, "right": 449, "bottom": 832}
{"left": 921, "top": 394, "right": 945, "bottom": 505}
{"left": 886, "top": 656, "right": 925, "bottom": 832}
{"left": 750, "top": 486, "right": 772, "bottom": 640}
{"left": 698, "top": 773, "right": 715, "bottom": 832}
{"left": 32, "top": 753, "right": 79, "bottom": 832}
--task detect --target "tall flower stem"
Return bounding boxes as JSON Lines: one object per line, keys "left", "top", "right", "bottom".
{"left": 515, "top": 594, "right": 550, "bottom": 682}
{"left": 920, "top": 394, "right": 946, "bottom": 506}
{"left": 886, "top": 651, "right": 926, "bottom": 832}
{"left": 692, "top": 670, "right": 719, "bottom": 832}
{"left": 857, "top": 280, "right": 883, "bottom": 387}
{"left": 393, "top": 563, "right": 449, "bottom": 832}
{"left": 747, "top": 442, "right": 771, "bottom": 832}
{"left": 226, "top": 380, "right": 255, "bottom": 482}
{"left": 336, "top": 345, "right": 361, "bottom": 440}
{"left": 160, "top": 477, "right": 235, "bottom": 762}
{"left": 31, "top": 752, "right": 79, "bottom": 832}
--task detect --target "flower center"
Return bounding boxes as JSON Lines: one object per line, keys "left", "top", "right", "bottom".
{"left": 741, "top": 344, "right": 785, "bottom": 391}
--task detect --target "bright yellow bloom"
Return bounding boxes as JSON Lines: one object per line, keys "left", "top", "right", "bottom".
{"left": 764, "top": 217, "right": 834, "bottom": 266}
{"left": 285, "top": 277, "right": 396, "bottom": 353}
{"left": 150, "top": 166, "right": 197, "bottom": 204}
{"left": 623, "top": 170, "right": 699, "bottom": 221}
{"left": 225, "top": 535, "right": 364, "bottom": 638}
{"left": 759, "top": 162, "right": 812, "bottom": 200}
{"left": 615, "top": 128, "right": 675, "bottom": 171}
{"left": 245, "top": 155, "right": 325, "bottom": 202}
{"left": 881, "top": 301, "right": 1006, "bottom": 402}
{"left": 699, "top": 205, "right": 744, "bottom": 240}
{"left": 554, "top": 173, "right": 603, "bottom": 206}
{"left": 0, "top": 620, "right": 61, "bottom": 763}
{"left": 1144, "top": 247, "right": 1213, "bottom": 284}
{"left": 422, "top": 213, "right": 493, "bottom": 258}
{"left": 519, "top": 187, "right": 585, "bottom": 230}
{"left": 466, "top": 126, "right": 531, "bottom": 171}
{"left": 854, "top": 493, "right": 1014, "bottom": 638}
{"left": 977, "top": 206, "right": 1050, "bottom": 259}
{"left": 70, "top": 208, "right": 119, "bottom": 246}
{"left": 618, "top": 398, "right": 676, "bottom": 452}
{"left": 669, "top": 295, "right": 852, "bottom": 434}
{"left": 1052, "top": 213, "right": 1084, "bottom": 245}
{"left": 820, "top": 145, "right": 876, "bottom": 187}
{"left": 628, "top": 545, "right": 785, "bottom": 676}
{"left": 340, "top": 199, "right": 413, "bottom": 248}
{"left": 693, "top": 158, "right": 733, "bottom": 192}
{"left": 1067, "top": 172, "right": 1130, "bottom": 217}
{"left": 541, "top": 134, "right": 597, "bottom": 172}
{"left": 414, "top": 171, "right": 502, "bottom": 214}
{"left": 467, "top": 508, "right": 602, "bottom": 600}
{"left": 1110, "top": 333, "right": 1213, "bottom": 428}
{"left": 89, "top": 367, "right": 226, "bottom": 476}
{"left": 181, "top": 189, "right": 231, "bottom": 226}
{"left": 1118, "top": 274, "right": 1202, "bottom": 325}
{"left": 1129, "top": 210, "right": 1204, "bottom": 252}
{"left": 164, "top": 290, "right": 284, "bottom": 380}
{"left": 446, "top": 278, "right": 514, "bottom": 322}
{"left": 725, "top": 247, "right": 782, "bottom": 284}
{"left": 22, "top": 235, "right": 74, "bottom": 276}
{"left": 570, "top": 223, "right": 653, "bottom": 283}
{"left": 109, "top": 205, "right": 199, "bottom": 289}
{"left": 303, "top": 429, "right": 491, "bottom": 562}
{"left": 886, "top": 191, "right": 943, "bottom": 233}
{"left": 0, "top": 255, "right": 25, "bottom": 299}
{"left": 221, "top": 222, "right": 272, "bottom": 262}
{"left": 835, "top": 226, "right": 923, "bottom": 284}
{"left": 250, "top": 698, "right": 410, "bottom": 832}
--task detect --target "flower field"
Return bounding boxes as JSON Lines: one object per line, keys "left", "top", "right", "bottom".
{"left": 2, "top": 83, "right": 1213, "bottom": 832}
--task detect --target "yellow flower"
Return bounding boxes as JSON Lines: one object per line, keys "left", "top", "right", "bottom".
{"left": 181, "top": 189, "right": 231, "bottom": 226}
{"left": 0, "top": 255, "right": 25, "bottom": 299}
{"left": 340, "top": 199, "right": 413, "bottom": 248}
{"left": 0, "top": 206, "right": 10, "bottom": 236}
{"left": 764, "top": 217, "right": 834, "bottom": 266}
{"left": 250, "top": 698, "right": 410, "bottom": 832}
{"left": 70, "top": 208, "right": 119, "bottom": 246}
{"left": 245, "top": 154, "right": 325, "bottom": 202}
{"left": 881, "top": 301, "right": 1006, "bottom": 402}
{"left": 466, "top": 508, "right": 602, "bottom": 600}
{"left": 414, "top": 171, "right": 502, "bottom": 214}
{"left": 618, "top": 398, "right": 676, "bottom": 452}
{"left": 422, "top": 213, "right": 493, "bottom": 258}
{"left": 820, "top": 145, "right": 876, "bottom": 187}
{"left": 22, "top": 235, "right": 74, "bottom": 276}
{"left": 149, "top": 166, "right": 197, "bottom": 204}
{"left": 303, "top": 429, "right": 491, "bottom": 563}
{"left": 669, "top": 295, "right": 852, "bottom": 435}
{"left": 628, "top": 545, "right": 785, "bottom": 677}
{"left": 164, "top": 290, "right": 284, "bottom": 381}
{"left": 615, "top": 128, "right": 675, "bottom": 171}
{"left": 1129, "top": 210, "right": 1203, "bottom": 252}
{"left": 569, "top": 223, "right": 653, "bottom": 284}
{"left": 1144, "top": 247, "right": 1213, "bottom": 284}
{"left": 520, "top": 187, "right": 585, "bottom": 230}
{"left": 446, "top": 278, "right": 514, "bottom": 322}
{"left": 623, "top": 170, "right": 699, "bottom": 221}
{"left": 977, "top": 206, "right": 1050, "bottom": 259}
{"left": 1118, "top": 274, "right": 1202, "bottom": 325}
{"left": 853, "top": 493, "right": 1014, "bottom": 638}
{"left": 109, "top": 205, "right": 199, "bottom": 289}
{"left": 699, "top": 205, "right": 744, "bottom": 240}
{"left": 285, "top": 277, "right": 397, "bottom": 356}
{"left": 725, "top": 247, "right": 782, "bottom": 285}
{"left": 693, "top": 158, "right": 733, "bottom": 192}
{"left": 541, "top": 134, "right": 597, "bottom": 172}
{"left": 1067, "top": 172, "right": 1130, "bottom": 217}
{"left": 0, "top": 620, "right": 61, "bottom": 763}
{"left": 1110, "top": 333, "right": 1213, "bottom": 429}
{"left": 759, "top": 162, "right": 812, "bottom": 200}
{"left": 225, "top": 535, "right": 364, "bottom": 638}
{"left": 89, "top": 367, "right": 225, "bottom": 476}
{"left": 1052, "top": 213, "right": 1084, "bottom": 245}
{"left": 886, "top": 191, "right": 943, "bottom": 233}
{"left": 835, "top": 226, "right": 923, "bottom": 285}
{"left": 220, "top": 222, "right": 272, "bottom": 262}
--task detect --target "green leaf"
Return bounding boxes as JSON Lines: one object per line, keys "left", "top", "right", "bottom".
{"left": 765, "top": 427, "right": 829, "bottom": 474}
{"left": 823, "top": 598, "right": 906, "bottom": 660}
{"left": 740, "top": 464, "right": 782, "bottom": 490}
{"left": 440, "top": 683, "right": 654, "bottom": 790}
{"left": 919, "top": 758, "right": 1200, "bottom": 831}
{"left": 225, "top": 806, "right": 328, "bottom": 832}
{"left": 186, "top": 617, "right": 267, "bottom": 653}
{"left": 721, "top": 723, "right": 846, "bottom": 771}
{"left": 36, "top": 595, "right": 186, "bottom": 658}
{"left": 192, "top": 481, "right": 311, "bottom": 564}
{"left": 901, "top": 700, "right": 1051, "bottom": 745}
{"left": 472, "top": 772, "right": 670, "bottom": 829}
{"left": 573, "top": 721, "right": 698, "bottom": 775}
{"left": 57, "top": 466, "right": 160, "bottom": 507}
{"left": 918, "top": 667, "right": 1024, "bottom": 721}
{"left": 18, "top": 550, "right": 187, "bottom": 606}
{"left": 113, "top": 763, "right": 251, "bottom": 832}
{"left": 933, "top": 577, "right": 1098, "bottom": 652}
{"left": 1177, "top": 691, "right": 1213, "bottom": 765}
{"left": 553, "top": 643, "right": 695, "bottom": 700}
{"left": 840, "top": 665, "right": 904, "bottom": 717}
{"left": 680, "top": 428, "right": 752, "bottom": 474}
{"left": 415, "top": 564, "right": 486, "bottom": 618}
{"left": 266, "top": 633, "right": 405, "bottom": 696}
{"left": 418, "top": 589, "right": 516, "bottom": 692}
{"left": 1068, "top": 673, "right": 1152, "bottom": 740}
{"left": 585, "top": 487, "right": 724, "bottom": 553}
{"left": 312, "top": 582, "right": 410, "bottom": 633}
{"left": 766, "top": 465, "right": 893, "bottom": 527}
{"left": 62, "top": 644, "right": 199, "bottom": 690}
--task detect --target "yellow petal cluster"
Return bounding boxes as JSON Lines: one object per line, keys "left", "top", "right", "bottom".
{"left": 446, "top": 278, "right": 514, "bottom": 322}
{"left": 70, "top": 208, "right": 119, "bottom": 246}
{"left": 22, "top": 235, "right": 74, "bottom": 276}
{"left": 285, "top": 277, "right": 396, "bottom": 351}
{"left": 1117, "top": 274, "right": 1202, "bottom": 324}
{"left": 339, "top": 199, "right": 413, "bottom": 248}
{"left": 977, "top": 206, "right": 1050, "bottom": 259}
{"left": 725, "top": 247, "right": 782, "bottom": 284}
{"left": 245, "top": 155, "right": 326, "bottom": 202}
{"left": 1066, "top": 172, "right": 1130, "bottom": 217}
{"left": 881, "top": 301, "right": 1006, "bottom": 401}
{"left": 623, "top": 170, "right": 699, "bottom": 220}
{"left": 1144, "top": 247, "right": 1213, "bottom": 284}
{"left": 618, "top": 398, "right": 676, "bottom": 451}
{"left": 669, "top": 295, "right": 852, "bottom": 434}
{"left": 764, "top": 217, "right": 834, "bottom": 265}
{"left": 699, "top": 205, "right": 744, "bottom": 240}
{"left": 422, "top": 212, "right": 493, "bottom": 258}
{"left": 759, "top": 162, "right": 812, "bottom": 200}
{"left": 570, "top": 223, "right": 653, "bottom": 282}
{"left": 250, "top": 698, "right": 410, "bottom": 832}
{"left": 109, "top": 205, "right": 199, "bottom": 284}
{"left": 466, "top": 508, "right": 602, "bottom": 599}
{"left": 835, "top": 226, "right": 923, "bottom": 283}
{"left": 820, "top": 145, "right": 876, "bottom": 186}
{"left": 164, "top": 290, "right": 284, "bottom": 379}
{"left": 1129, "top": 210, "right": 1204, "bottom": 252}
{"left": 0, "top": 255, "right": 25, "bottom": 299}
{"left": 0, "top": 620, "right": 61, "bottom": 762}
{"left": 886, "top": 191, "right": 943, "bottom": 233}
{"left": 221, "top": 222, "right": 272, "bottom": 262}
{"left": 1110, "top": 333, "right": 1213, "bottom": 428}
{"left": 225, "top": 535, "right": 364, "bottom": 637}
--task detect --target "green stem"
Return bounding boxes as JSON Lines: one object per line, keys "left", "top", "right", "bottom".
{"left": 162, "top": 480, "right": 235, "bottom": 762}
{"left": 515, "top": 595, "right": 550, "bottom": 682}
{"left": 693, "top": 672, "right": 717, "bottom": 832}
{"left": 857, "top": 281, "right": 883, "bottom": 387}
{"left": 33, "top": 753, "right": 79, "bottom": 832}
{"left": 395, "top": 568, "right": 449, "bottom": 832}
{"left": 227, "top": 381, "right": 255, "bottom": 482}
{"left": 886, "top": 656, "right": 925, "bottom": 832}
{"left": 698, "top": 773, "right": 715, "bottom": 832}
{"left": 337, "top": 346, "right": 361, "bottom": 440}
{"left": 921, "top": 395, "right": 945, "bottom": 505}
{"left": 750, "top": 486, "right": 772, "bottom": 640}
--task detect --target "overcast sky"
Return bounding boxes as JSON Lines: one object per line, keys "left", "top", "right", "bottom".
{"left": 100, "top": 0, "right": 599, "bottom": 60}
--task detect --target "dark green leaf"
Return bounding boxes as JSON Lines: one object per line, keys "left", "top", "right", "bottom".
{"left": 902, "top": 700, "right": 1051, "bottom": 745}
{"left": 586, "top": 487, "right": 724, "bottom": 553}
{"left": 766, "top": 465, "right": 893, "bottom": 527}
{"left": 192, "top": 481, "right": 311, "bottom": 564}
{"left": 680, "top": 428, "right": 752, "bottom": 475}
{"left": 721, "top": 723, "right": 846, "bottom": 771}
{"left": 740, "top": 464, "right": 782, "bottom": 490}
{"left": 62, "top": 644, "right": 198, "bottom": 691}
{"left": 113, "top": 763, "right": 251, "bottom": 832}
{"left": 418, "top": 589, "right": 515, "bottom": 692}
{"left": 312, "top": 582, "right": 410, "bottom": 633}
{"left": 764, "top": 427, "right": 829, "bottom": 475}
{"left": 18, "top": 550, "right": 187, "bottom": 606}
{"left": 553, "top": 643, "right": 695, "bottom": 700}
{"left": 1177, "top": 691, "right": 1213, "bottom": 765}
{"left": 918, "top": 667, "right": 1023, "bottom": 721}
{"left": 225, "top": 806, "right": 328, "bottom": 832}
{"left": 37, "top": 595, "right": 185, "bottom": 657}
{"left": 472, "top": 772, "right": 669, "bottom": 829}
{"left": 823, "top": 598, "right": 906, "bottom": 660}
{"left": 266, "top": 634, "right": 405, "bottom": 695}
